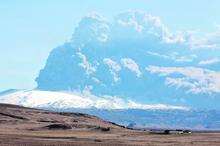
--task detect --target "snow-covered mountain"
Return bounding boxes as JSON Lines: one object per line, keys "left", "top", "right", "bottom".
{"left": 0, "top": 90, "right": 187, "bottom": 110}
{"left": 35, "top": 10, "right": 220, "bottom": 110}
{"left": 0, "top": 90, "right": 220, "bottom": 130}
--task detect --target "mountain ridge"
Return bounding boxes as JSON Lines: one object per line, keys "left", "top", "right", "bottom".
{"left": 0, "top": 89, "right": 220, "bottom": 130}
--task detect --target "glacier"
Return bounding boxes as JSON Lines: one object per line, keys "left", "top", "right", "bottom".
{"left": 0, "top": 90, "right": 187, "bottom": 110}
{"left": 0, "top": 89, "right": 220, "bottom": 130}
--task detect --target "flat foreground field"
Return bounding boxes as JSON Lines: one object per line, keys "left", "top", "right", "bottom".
{"left": 1, "top": 130, "right": 220, "bottom": 146}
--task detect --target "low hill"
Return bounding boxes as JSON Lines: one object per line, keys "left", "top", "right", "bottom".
{"left": 0, "top": 103, "right": 123, "bottom": 131}
{"left": 0, "top": 103, "right": 220, "bottom": 146}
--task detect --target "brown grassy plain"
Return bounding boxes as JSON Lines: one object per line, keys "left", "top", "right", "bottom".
{"left": 0, "top": 103, "right": 220, "bottom": 146}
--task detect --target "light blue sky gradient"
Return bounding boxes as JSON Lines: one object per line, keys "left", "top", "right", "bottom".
{"left": 0, "top": 0, "right": 220, "bottom": 91}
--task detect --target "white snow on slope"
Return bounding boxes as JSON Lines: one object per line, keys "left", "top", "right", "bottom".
{"left": 0, "top": 90, "right": 188, "bottom": 110}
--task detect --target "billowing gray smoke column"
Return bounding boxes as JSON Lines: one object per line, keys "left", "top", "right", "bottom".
{"left": 36, "top": 11, "right": 220, "bottom": 109}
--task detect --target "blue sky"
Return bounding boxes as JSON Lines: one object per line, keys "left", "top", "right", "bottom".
{"left": 0, "top": 0, "right": 220, "bottom": 91}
